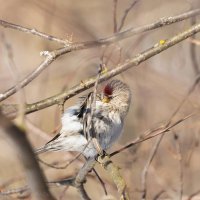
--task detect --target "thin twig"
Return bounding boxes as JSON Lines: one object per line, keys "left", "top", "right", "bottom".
{"left": 0, "top": 112, "right": 197, "bottom": 199}
{"left": 111, "top": 72, "right": 200, "bottom": 156}
{"left": 74, "top": 158, "right": 96, "bottom": 200}
{"left": 141, "top": 135, "right": 164, "bottom": 200}
{"left": 93, "top": 168, "right": 108, "bottom": 195}
{"left": 3, "top": 21, "right": 200, "bottom": 118}
{"left": 0, "top": 185, "right": 29, "bottom": 196}
{"left": 173, "top": 133, "right": 183, "bottom": 200}
{"left": 187, "top": 189, "right": 200, "bottom": 200}
{"left": 0, "top": 20, "right": 71, "bottom": 46}
{"left": 153, "top": 190, "right": 165, "bottom": 200}
{"left": 118, "top": 0, "right": 139, "bottom": 31}
{"left": 37, "top": 152, "right": 83, "bottom": 169}
{"left": 190, "top": 6, "right": 199, "bottom": 74}
{"left": 59, "top": 186, "right": 69, "bottom": 200}
{"left": 113, "top": 0, "right": 118, "bottom": 33}
{"left": 111, "top": 112, "right": 198, "bottom": 156}
{"left": 140, "top": 72, "right": 200, "bottom": 199}
{"left": 81, "top": 65, "right": 104, "bottom": 156}
{"left": 0, "top": 9, "right": 198, "bottom": 51}
{"left": 0, "top": 52, "right": 57, "bottom": 102}
{"left": 1, "top": 33, "right": 26, "bottom": 125}
{"left": 165, "top": 74, "right": 200, "bottom": 127}
{"left": 0, "top": 9, "right": 200, "bottom": 103}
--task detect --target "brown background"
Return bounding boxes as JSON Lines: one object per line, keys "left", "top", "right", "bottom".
{"left": 0, "top": 0, "right": 200, "bottom": 199}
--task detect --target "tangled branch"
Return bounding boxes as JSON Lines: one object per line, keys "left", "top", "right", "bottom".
{"left": 2, "top": 22, "right": 200, "bottom": 118}
{"left": 0, "top": 8, "right": 199, "bottom": 103}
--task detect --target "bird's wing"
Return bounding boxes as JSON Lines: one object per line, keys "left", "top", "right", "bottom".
{"left": 60, "top": 105, "right": 83, "bottom": 136}
{"left": 46, "top": 132, "right": 61, "bottom": 144}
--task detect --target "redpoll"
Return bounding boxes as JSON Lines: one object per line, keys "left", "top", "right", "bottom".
{"left": 35, "top": 79, "right": 131, "bottom": 158}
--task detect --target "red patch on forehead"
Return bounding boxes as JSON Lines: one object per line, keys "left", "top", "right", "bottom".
{"left": 104, "top": 84, "right": 113, "bottom": 96}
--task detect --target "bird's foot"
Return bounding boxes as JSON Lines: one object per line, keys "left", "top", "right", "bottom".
{"left": 96, "top": 150, "right": 111, "bottom": 165}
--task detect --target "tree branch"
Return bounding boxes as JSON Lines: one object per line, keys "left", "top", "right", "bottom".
{"left": 110, "top": 112, "right": 198, "bottom": 157}
{"left": 0, "top": 9, "right": 200, "bottom": 103}
{"left": 0, "top": 20, "right": 71, "bottom": 46}
{"left": 141, "top": 135, "right": 164, "bottom": 200}
{"left": 2, "top": 22, "right": 200, "bottom": 118}
{"left": 98, "top": 155, "right": 130, "bottom": 200}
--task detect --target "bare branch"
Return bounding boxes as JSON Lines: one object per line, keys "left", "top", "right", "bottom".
{"left": 3, "top": 21, "right": 200, "bottom": 118}
{"left": 111, "top": 112, "right": 198, "bottom": 156}
{"left": 165, "top": 74, "right": 200, "bottom": 127}
{"left": 173, "top": 134, "right": 183, "bottom": 200}
{"left": 118, "top": 0, "right": 139, "bottom": 31}
{"left": 92, "top": 168, "right": 108, "bottom": 195}
{"left": 190, "top": 6, "right": 199, "bottom": 74}
{"left": 77, "top": 184, "right": 91, "bottom": 200}
{"left": 74, "top": 158, "right": 96, "bottom": 187}
{"left": 59, "top": 186, "right": 69, "bottom": 200}
{"left": 0, "top": 9, "right": 199, "bottom": 50}
{"left": 187, "top": 189, "right": 200, "bottom": 200}
{"left": 141, "top": 135, "right": 164, "bottom": 200}
{"left": 0, "top": 157, "right": 95, "bottom": 199}
{"left": 0, "top": 9, "right": 200, "bottom": 103}
{"left": 1, "top": 32, "right": 26, "bottom": 125}
{"left": 141, "top": 73, "right": 200, "bottom": 199}
{"left": 113, "top": 0, "right": 118, "bottom": 33}
{"left": 98, "top": 155, "right": 130, "bottom": 200}
{"left": 153, "top": 190, "right": 165, "bottom": 200}
{"left": 37, "top": 152, "right": 83, "bottom": 169}
{"left": 0, "top": 19, "right": 71, "bottom": 46}
{"left": 0, "top": 112, "right": 55, "bottom": 200}
{"left": 0, "top": 52, "right": 57, "bottom": 102}
{"left": 0, "top": 185, "right": 29, "bottom": 196}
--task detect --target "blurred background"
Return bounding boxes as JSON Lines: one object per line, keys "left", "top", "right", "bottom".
{"left": 0, "top": 0, "right": 200, "bottom": 199}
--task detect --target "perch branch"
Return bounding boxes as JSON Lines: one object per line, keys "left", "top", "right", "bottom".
{"left": 97, "top": 155, "right": 130, "bottom": 200}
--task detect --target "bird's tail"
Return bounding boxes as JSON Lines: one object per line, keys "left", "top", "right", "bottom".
{"left": 34, "top": 146, "right": 48, "bottom": 154}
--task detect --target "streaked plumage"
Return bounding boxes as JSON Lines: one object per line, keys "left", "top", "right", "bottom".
{"left": 35, "top": 79, "right": 131, "bottom": 158}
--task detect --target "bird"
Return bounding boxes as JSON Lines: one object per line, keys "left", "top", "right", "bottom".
{"left": 35, "top": 79, "right": 131, "bottom": 158}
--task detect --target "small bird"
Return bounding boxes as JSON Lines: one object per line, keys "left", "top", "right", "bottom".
{"left": 35, "top": 79, "right": 131, "bottom": 158}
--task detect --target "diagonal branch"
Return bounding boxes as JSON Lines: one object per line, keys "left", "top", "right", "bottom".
{"left": 118, "top": 0, "right": 139, "bottom": 32}
{"left": 110, "top": 112, "right": 198, "bottom": 157}
{"left": 2, "top": 22, "right": 200, "bottom": 118}
{"left": 141, "top": 135, "right": 164, "bottom": 200}
{"left": 0, "top": 9, "right": 200, "bottom": 103}
{"left": 98, "top": 155, "right": 130, "bottom": 200}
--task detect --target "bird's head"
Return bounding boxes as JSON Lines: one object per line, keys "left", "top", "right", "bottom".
{"left": 101, "top": 79, "right": 131, "bottom": 117}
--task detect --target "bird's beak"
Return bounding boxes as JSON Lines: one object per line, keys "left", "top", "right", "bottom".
{"left": 102, "top": 96, "right": 110, "bottom": 103}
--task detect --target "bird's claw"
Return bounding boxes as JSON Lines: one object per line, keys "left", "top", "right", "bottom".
{"left": 96, "top": 151, "right": 110, "bottom": 165}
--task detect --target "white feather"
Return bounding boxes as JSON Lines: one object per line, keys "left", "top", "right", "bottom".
{"left": 61, "top": 106, "right": 82, "bottom": 133}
